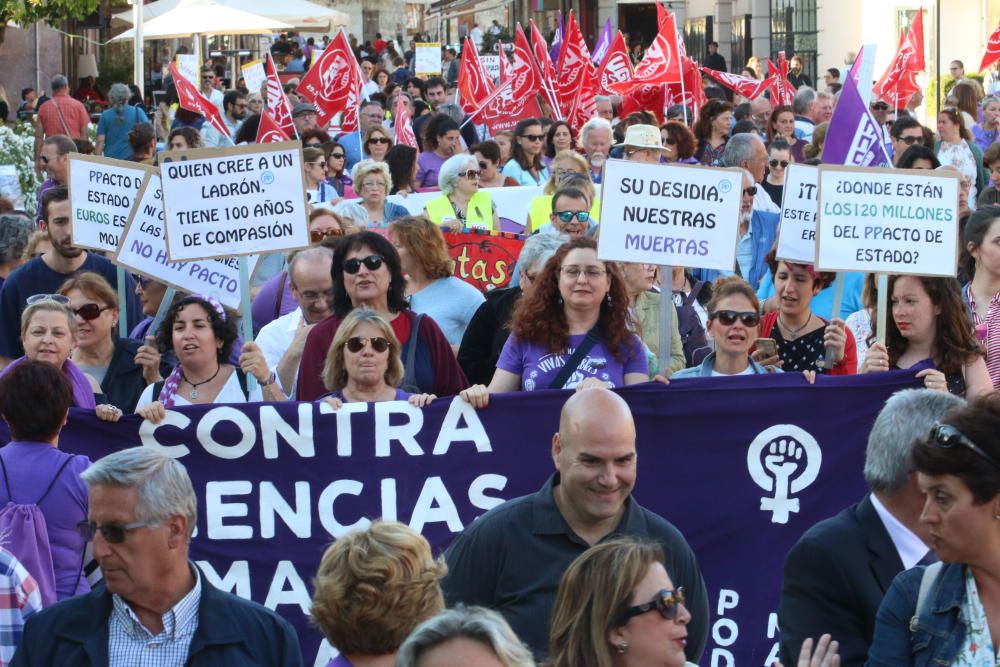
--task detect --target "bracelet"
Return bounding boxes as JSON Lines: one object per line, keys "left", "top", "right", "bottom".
{"left": 260, "top": 370, "right": 277, "bottom": 387}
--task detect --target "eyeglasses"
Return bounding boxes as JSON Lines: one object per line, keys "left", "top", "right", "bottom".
{"left": 768, "top": 159, "right": 789, "bottom": 168}
{"left": 27, "top": 293, "right": 70, "bottom": 306}
{"left": 555, "top": 210, "right": 590, "bottom": 223}
{"left": 360, "top": 180, "right": 386, "bottom": 190}
{"left": 343, "top": 254, "right": 384, "bottom": 274}
{"left": 461, "top": 169, "right": 482, "bottom": 180}
{"left": 368, "top": 137, "right": 390, "bottom": 145}
{"left": 310, "top": 228, "right": 343, "bottom": 243}
{"left": 77, "top": 519, "right": 158, "bottom": 544}
{"left": 743, "top": 186, "right": 758, "bottom": 197}
{"left": 136, "top": 275, "right": 152, "bottom": 289}
{"left": 299, "top": 288, "right": 335, "bottom": 302}
{"left": 615, "top": 588, "right": 686, "bottom": 625}
{"left": 39, "top": 155, "right": 50, "bottom": 165}
{"left": 896, "top": 136, "right": 922, "bottom": 145}
{"left": 70, "top": 303, "right": 111, "bottom": 321}
{"left": 928, "top": 422, "right": 1000, "bottom": 468}
{"left": 346, "top": 336, "right": 390, "bottom": 353}
{"left": 710, "top": 310, "right": 761, "bottom": 326}
{"left": 871, "top": 102, "right": 890, "bottom": 111}
{"left": 561, "top": 265, "right": 606, "bottom": 279}
{"left": 522, "top": 134, "right": 545, "bottom": 142}
{"left": 305, "top": 141, "right": 323, "bottom": 148}
{"left": 330, "top": 153, "right": 345, "bottom": 159}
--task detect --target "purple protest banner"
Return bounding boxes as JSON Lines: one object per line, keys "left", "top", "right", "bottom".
{"left": 4, "top": 372, "right": 921, "bottom": 665}
{"left": 821, "top": 58, "right": 892, "bottom": 167}
{"left": 550, "top": 13, "right": 564, "bottom": 65}
{"left": 591, "top": 18, "right": 614, "bottom": 65}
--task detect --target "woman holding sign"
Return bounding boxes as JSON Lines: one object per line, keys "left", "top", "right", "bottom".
{"left": 860, "top": 276, "right": 990, "bottom": 398}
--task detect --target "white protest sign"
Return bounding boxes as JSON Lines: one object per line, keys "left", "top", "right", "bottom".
{"left": 480, "top": 55, "right": 500, "bottom": 82}
{"left": 159, "top": 142, "right": 310, "bottom": 261}
{"left": 415, "top": 42, "right": 442, "bottom": 76}
{"left": 816, "top": 165, "right": 960, "bottom": 276}
{"left": 776, "top": 164, "right": 819, "bottom": 263}
{"left": 0, "top": 165, "right": 23, "bottom": 209}
{"left": 241, "top": 59, "right": 266, "bottom": 94}
{"left": 68, "top": 155, "right": 151, "bottom": 252}
{"left": 596, "top": 160, "right": 742, "bottom": 270}
{"left": 114, "top": 173, "right": 258, "bottom": 310}
{"left": 176, "top": 53, "right": 198, "bottom": 83}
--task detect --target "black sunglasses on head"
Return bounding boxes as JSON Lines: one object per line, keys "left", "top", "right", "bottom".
{"left": 343, "top": 254, "right": 384, "bottom": 274}
{"left": 710, "top": 310, "right": 760, "bottom": 326}
{"left": 928, "top": 422, "right": 1000, "bottom": 468}
{"left": 615, "top": 588, "right": 686, "bottom": 625}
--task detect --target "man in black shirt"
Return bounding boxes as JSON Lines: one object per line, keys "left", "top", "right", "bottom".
{"left": 704, "top": 41, "right": 727, "bottom": 72}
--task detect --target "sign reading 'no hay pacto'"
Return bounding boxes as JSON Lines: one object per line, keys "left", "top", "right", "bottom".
{"left": 816, "top": 165, "right": 960, "bottom": 276}
{"left": 159, "top": 142, "right": 310, "bottom": 262}
{"left": 598, "top": 160, "right": 743, "bottom": 270}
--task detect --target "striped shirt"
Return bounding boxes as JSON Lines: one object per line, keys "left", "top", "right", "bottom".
{"left": 0, "top": 548, "right": 42, "bottom": 667}
{"left": 965, "top": 284, "right": 1000, "bottom": 389}
{"left": 108, "top": 566, "right": 201, "bottom": 666}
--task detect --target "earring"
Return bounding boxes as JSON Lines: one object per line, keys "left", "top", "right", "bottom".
{"left": 616, "top": 641, "right": 628, "bottom": 654}
{"left": 606, "top": 292, "right": 612, "bottom": 306}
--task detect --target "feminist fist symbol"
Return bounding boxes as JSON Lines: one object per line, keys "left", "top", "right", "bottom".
{"left": 760, "top": 439, "right": 804, "bottom": 523}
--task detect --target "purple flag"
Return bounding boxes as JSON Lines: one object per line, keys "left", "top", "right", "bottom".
{"left": 550, "top": 13, "right": 563, "bottom": 65}
{"left": 592, "top": 18, "right": 613, "bottom": 65}
{"left": 820, "top": 60, "right": 891, "bottom": 167}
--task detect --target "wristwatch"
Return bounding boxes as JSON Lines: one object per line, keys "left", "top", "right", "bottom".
{"left": 260, "top": 371, "right": 277, "bottom": 387}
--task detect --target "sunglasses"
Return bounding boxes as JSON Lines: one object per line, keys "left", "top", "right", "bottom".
{"left": 711, "top": 310, "right": 761, "bottom": 326}
{"left": 310, "top": 161, "right": 328, "bottom": 169}
{"left": 346, "top": 336, "right": 390, "bottom": 353}
{"left": 310, "top": 228, "right": 342, "bottom": 243}
{"left": 478, "top": 161, "right": 489, "bottom": 170}
{"left": 27, "top": 293, "right": 69, "bottom": 306}
{"left": 555, "top": 210, "right": 590, "bottom": 223}
{"left": 136, "top": 275, "right": 152, "bottom": 289}
{"left": 522, "top": 134, "right": 545, "bottom": 142}
{"left": 662, "top": 137, "right": 677, "bottom": 146}
{"left": 343, "top": 254, "right": 384, "bottom": 274}
{"left": 929, "top": 422, "right": 1000, "bottom": 468}
{"left": 896, "top": 136, "right": 922, "bottom": 145}
{"left": 743, "top": 186, "right": 758, "bottom": 197}
{"left": 70, "top": 303, "right": 111, "bottom": 321}
{"left": 871, "top": 102, "right": 890, "bottom": 111}
{"left": 368, "top": 137, "right": 391, "bottom": 145}
{"left": 769, "top": 159, "right": 789, "bottom": 168}
{"left": 39, "top": 155, "right": 50, "bottom": 164}
{"left": 616, "top": 588, "right": 686, "bottom": 625}
{"left": 77, "top": 519, "right": 158, "bottom": 544}
{"left": 330, "top": 153, "right": 345, "bottom": 159}
{"left": 461, "top": 169, "right": 482, "bottom": 179}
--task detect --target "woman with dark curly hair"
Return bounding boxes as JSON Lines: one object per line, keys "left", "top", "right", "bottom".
{"left": 860, "top": 276, "right": 990, "bottom": 398}
{"left": 693, "top": 99, "right": 733, "bottom": 166}
{"left": 386, "top": 144, "right": 419, "bottom": 194}
{"left": 659, "top": 121, "right": 697, "bottom": 164}
{"left": 416, "top": 113, "right": 461, "bottom": 188}
{"left": 461, "top": 238, "right": 648, "bottom": 406}
{"left": 543, "top": 120, "right": 577, "bottom": 166}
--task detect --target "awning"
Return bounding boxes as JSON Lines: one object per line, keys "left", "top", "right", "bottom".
{"left": 426, "top": 0, "right": 512, "bottom": 20}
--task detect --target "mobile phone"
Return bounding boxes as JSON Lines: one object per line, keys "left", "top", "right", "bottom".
{"left": 756, "top": 338, "right": 777, "bottom": 357}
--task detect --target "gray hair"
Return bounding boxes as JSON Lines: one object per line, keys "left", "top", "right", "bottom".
{"left": 395, "top": 606, "right": 535, "bottom": 667}
{"left": 721, "top": 132, "right": 763, "bottom": 168}
{"left": 793, "top": 86, "right": 817, "bottom": 115}
{"left": 350, "top": 159, "right": 393, "bottom": 194}
{"left": 108, "top": 83, "right": 130, "bottom": 108}
{"left": 288, "top": 245, "right": 333, "bottom": 284}
{"left": 435, "top": 103, "right": 465, "bottom": 124}
{"left": 437, "top": 153, "right": 478, "bottom": 196}
{"left": 518, "top": 233, "right": 563, "bottom": 275}
{"left": 815, "top": 90, "right": 834, "bottom": 104}
{"left": 81, "top": 447, "right": 198, "bottom": 538}
{"left": 50, "top": 74, "right": 69, "bottom": 91}
{"left": 579, "top": 117, "right": 612, "bottom": 149}
{"left": 0, "top": 214, "right": 34, "bottom": 265}
{"left": 864, "top": 389, "right": 965, "bottom": 495}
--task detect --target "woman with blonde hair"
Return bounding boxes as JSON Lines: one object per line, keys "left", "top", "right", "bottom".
{"left": 527, "top": 150, "right": 600, "bottom": 232}
{"left": 334, "top": 160, "right": 409, "bottom": 229}
{"left": 311, "top": 520, "right": 447, "bottom": 667}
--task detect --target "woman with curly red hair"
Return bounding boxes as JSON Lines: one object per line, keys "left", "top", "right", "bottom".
{"left": 461, "top": 238, "right": 648, "bottom": 407}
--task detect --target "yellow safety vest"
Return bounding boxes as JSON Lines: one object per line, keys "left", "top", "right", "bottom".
{"left": 424, "top": 191, "right": 494, "bottom": 230}
{"left": 528, "top": 195, "right": 602, "bottom": 233}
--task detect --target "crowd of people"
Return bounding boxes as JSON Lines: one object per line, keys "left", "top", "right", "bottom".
{"left": 2, "top": 24, "right": 1000, "bottom": 667}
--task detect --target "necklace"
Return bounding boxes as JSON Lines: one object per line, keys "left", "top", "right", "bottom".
{"left": 778, "top": 314, "right": 812, "bottom": 340}
{"left": 181, "top": 364, "right": 221, "bottom": 399}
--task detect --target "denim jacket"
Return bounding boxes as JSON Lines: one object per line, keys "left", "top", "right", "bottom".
{"left": 671, "top": 352, "right": 776, "bottom": 378}
{"left": 866, "top": 562, "right": 967, "bottom": 667}
{"left": 691, "top": 209, "right": 779, "bottom": 290}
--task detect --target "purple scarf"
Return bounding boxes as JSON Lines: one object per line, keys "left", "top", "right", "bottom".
{"left": 0, "top": 356, "right": 96, "bottom": 409}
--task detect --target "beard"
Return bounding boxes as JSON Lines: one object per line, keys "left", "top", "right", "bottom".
{"left": 740, "top": 211, "right": 752, "bottom": 226}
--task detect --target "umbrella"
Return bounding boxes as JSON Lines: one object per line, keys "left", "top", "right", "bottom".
{"left": 113, "top": 0, "right": 348, "bottom": 33}
{"left": 112, "top": 0, "right": 295, "bottom": 41}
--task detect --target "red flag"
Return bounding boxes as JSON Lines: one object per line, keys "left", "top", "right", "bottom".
{"left": 619, "top": 84, "right": 665, "bottom": 123}
{"left": 666, "top": 56, "right": 706, "bottom": 117}
{"left": 394, "top": 90, "right": 418, "bottom": 149}
{"left": 298, "top": 30, "right": 363, "bottom": 129}
{"left": 498, "top": 41, "right": 513, "bottom": 85}
{"left": 264, "top": 52, "right": 297, "bottom": 139}
{"left": 873, "top": 9, "right": 925, "bottom": 108}
{"left": 766, "top": 53, "right": 796, "bottom": 107}
{"left": 982, "top": 21, "right": 1000, "bottom": 72}
{"left": 169, "top": 63, "right": 229, "bottom": 139}
{"left": 608, "top": 9, "right": 682, "bottom": 94}
{"left": 457, "top": 37, "right": 494, "bottom": 119}
{"left": 511, "top": 24, "right": 542, "bottom": 99}
{"left": 530, "top": 19, "right": 562, "bottom": 118}
{"left": 596, "top": 31, "right": 634, "bottom": 95}
{"left": 555, "top": 12, "right": 593, "bottom": 119}
{"left": 701, "top": 67, "right": 770, "bottom": 99}
{"left": 256, "top": 109, "right": 289, "bottom": 144}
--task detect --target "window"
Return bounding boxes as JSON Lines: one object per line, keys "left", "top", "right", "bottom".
{"left": 731, "top": 14, "right": 752, "bottom": 74}
{"left": 770, "top": 0, "right": 818, "bottom": 86}
{"left": 683, "top": 16, "right": 713, "bottom": 63}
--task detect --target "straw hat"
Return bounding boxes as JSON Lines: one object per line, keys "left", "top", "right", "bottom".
{"left": 614, "top": 124, "right": 666, "bottom": 151}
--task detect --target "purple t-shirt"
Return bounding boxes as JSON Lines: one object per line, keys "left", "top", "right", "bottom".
{"left": 415, "top": 151, "right": 448, "bottom": 188}
{"left": 0, "top": 441, "right": 91, "bottom": 600}
{"left": 497, "top": 332, "right": 647, "bottom": 390}
{"left": 251, "top": 270, "right": 298, "bottom": 334}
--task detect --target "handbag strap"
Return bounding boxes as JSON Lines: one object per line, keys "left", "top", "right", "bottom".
{"left": 403, "top": 313, "right": 424, "bottom": 384}
{"left": 548, "top": 324, "right": 603, "bottom": 389}
{"left": 52, "top": 98, "right": 73, "bottom": 136}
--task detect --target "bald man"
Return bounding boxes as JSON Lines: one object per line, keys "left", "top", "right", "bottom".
{"left": 442, "top": 388, "right": 709, "bottom": 661}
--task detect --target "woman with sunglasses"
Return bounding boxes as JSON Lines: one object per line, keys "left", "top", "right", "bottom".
{"left": 766, "top": 105, "right": 807, "bottom": 163}
{"left": 57, "top": 272, "right": 169, "bottom": 414}
{"left": 936, "top": 108, "right": 987, "bottom": 208}
{"left": 528, "top": 153, "right": 599, "bottom": 233}
{"left": 473, "top": 141, "right": 519, "bottom": 188}
{"left": 364, "top": 125, "right": 394, "bottom": 163}
{"left": 296, "top": 231, "right": 467, "bottom": 401}
{"left": 660, "top": 121, "right": 698, "bottom": 164}
{"left": 502, "top": 118, "right": 550, "bottom": 186}
{"left": 334, "top": 160, "right": 409, "bottom": 230}
{"left": 543, "top": 121, "right": 577, "bottom": 167}
{"left": 860, "top": 276, "right": 991, "bottom": 398}
{"left": 325, "top": 142, "right": 351, "bottom": 197}
{"left": 867, "top": 395, "right": 1000, "bottom": 667}
{"left": 303, "top": 146, "right": 338, "bottom": 205}
{"left": 460, "top": 238, "right": 648, "bottom": 407}
{"left": 319, "top": 308, "right": 435, "bottom": 409}
{"left": 416, "top": 114, "right": 462, "bottom": 188}
{"left": 694, "top": 99, "right": 733, "bottom": 167}
{"left": 761, "top": 139, "right": 792, "bottom": 207}
{"left": 386, "top": 144, "right": 420, "bottom": 195}
{"left": 424, "top": 154, "right": 499, "bottom": 233}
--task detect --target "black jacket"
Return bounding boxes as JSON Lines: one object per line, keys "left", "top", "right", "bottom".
{"left": 457, "top": 286, "right": 521, "bottom": 385}
{"left": 100, "top": 337, "right": 172, "bottom": 413}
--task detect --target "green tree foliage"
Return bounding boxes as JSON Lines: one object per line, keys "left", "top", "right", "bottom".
{"left": 0, "top": 0, "right": 101, "bottom": 45}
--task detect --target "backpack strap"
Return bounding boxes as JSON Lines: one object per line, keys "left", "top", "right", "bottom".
{"left": 909, "top": 561, "right": 945, "bottom": 633}
{"left": 687, "top": 280, "right": 706, "bottom": 305}
{"left": 0, "top": 455, "right": 11, "bottom": 499}
{"left": 0, "top": 452, "right": 74, "bottom": 505}
{"left": 548, "top": 324, "right": 603, "bottom": 389}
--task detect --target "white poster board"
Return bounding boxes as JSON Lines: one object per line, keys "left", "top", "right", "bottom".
{"left": 816, "top": 165, "right": 960, "bottom": 276}
{"left": 480, "top": 55, "right": 500, "bottom": 82}
{"left": 67, "top": 155, "right": 151, "bottom": 252}
{"left": 0, "top": 165, "right": 23, "bottom": 210}
{"left": 114, "top": 173, "right": 258, "bottom": 310}
{"left": 596, "top": 160, "right": 743, "bottom": 270}
{"left": 159, "top": 142, "right": 310, "bottom": 261}
{"left": 775, "top": 164, "right": 819, "bottom": 263}
{"left": 176, "top": 53, "right": 198, "bottom": 83}
{"left": 415, "top": 42, "right": 442, "bottom": 76}
{"left": 241, "top": 59, "right": 266, "bottom": 94}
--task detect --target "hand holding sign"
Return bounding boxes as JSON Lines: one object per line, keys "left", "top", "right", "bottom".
{"left": 134, "top": 336, "right": 163, "bottom": 384}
